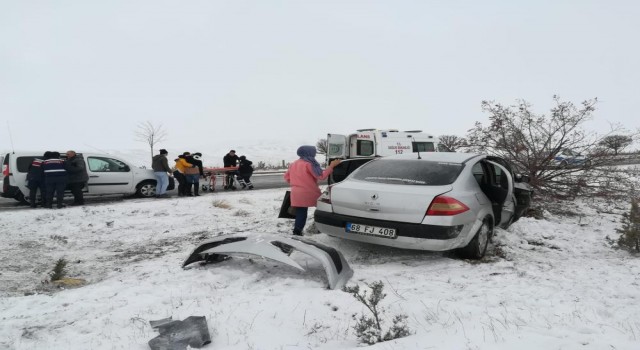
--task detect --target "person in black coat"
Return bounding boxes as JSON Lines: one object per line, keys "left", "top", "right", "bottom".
{"left": 65, "top": 150, "right": 89, "bottom": 205}
{"left": 42, "top": 151, "right": 68, "bottom": 209}
{"left": 27, "top": 153, "right": 46, "bottom": 208}
{"left": 184, "top": 152, "right": 204, "bottom": 196}
{"left": 222, "top": 150, "right": 239, "bottom": 190}
{"left": 186, "top": 152, "right": 205, "bottom": 176}
{"left": 237, "top": 155, "right": 254, "bottom": 189}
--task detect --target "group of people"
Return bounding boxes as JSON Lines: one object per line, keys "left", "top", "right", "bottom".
{"left": 151, "top": 149, "right": 205, "bottom": 197}
{"left": 26, "top": 150, "right": 88, "bottom": 209}
{"left": 154, "top": 145, "right": 340, "bottom": 238}
{"left": 151, "top": 149, "right": 255, "bottom": 198}
{"left": 25, "top": 145, "right": 336, "bottom": 240}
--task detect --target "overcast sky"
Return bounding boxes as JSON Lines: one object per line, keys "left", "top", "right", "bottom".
{"left": 1, "top": 0, "right": 639, "bottom": 154}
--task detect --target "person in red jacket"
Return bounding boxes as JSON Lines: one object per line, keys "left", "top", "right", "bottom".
{"left": 284, "top": 145, "right": 341, "bottom": 236}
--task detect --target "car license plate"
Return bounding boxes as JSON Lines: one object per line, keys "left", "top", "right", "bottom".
{"left": 346, "top": 222, "right": 396, "bottom": 239}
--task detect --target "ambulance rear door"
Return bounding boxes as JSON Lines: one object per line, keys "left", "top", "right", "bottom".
{"left": 327, "top": 134, "right": 348, "bottom": 160}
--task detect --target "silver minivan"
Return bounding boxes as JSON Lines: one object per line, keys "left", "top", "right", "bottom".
{"left": 1, "top": 151, "right": 173, "bottom": 204}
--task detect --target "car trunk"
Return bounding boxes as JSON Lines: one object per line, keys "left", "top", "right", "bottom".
{"left": 330, "top": 181, "right": 453, "bottom": 224}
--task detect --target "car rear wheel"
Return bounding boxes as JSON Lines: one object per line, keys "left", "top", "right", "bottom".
{"left": 457, "top": 218, "right": 492, "bottom": 260}
{"left": 136, "top": 181, "right": 157, "bottom": 198}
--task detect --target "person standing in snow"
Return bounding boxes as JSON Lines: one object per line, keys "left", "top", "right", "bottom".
{"left": 284, "top": 145, "right": 341, "bottom": 236}
{"left": 237, "top": 155, "right": 254, "bottom": 189}
{"left": 223, "top": 149, "right": 240, "bottom": 190}
{"left": 152, "top": 149, "right": 172, "bottom": 198}
{"left": 174, "top": 152, "right": 193, "bottom": 196}
{"left": 26, "top": 153, "right": 46, "bottom": 208}
{"left": 184, "top": 152, "right": 204, "bottom": 196}
{"left": 65, "top": 150, "right": 89, "bottom": 205}
{"left": 42, "top": 151, "right": 68, "bottom": 209}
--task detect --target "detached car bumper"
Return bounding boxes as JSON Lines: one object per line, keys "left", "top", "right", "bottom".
{"left": 314, "top": 209, "right": 474, "bottom": 251}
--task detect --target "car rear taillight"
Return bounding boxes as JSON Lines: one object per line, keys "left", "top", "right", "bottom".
{"left": 1, "top": 163, "right": 8, "bottom": 177}
{"left": 319, "top": 185, "right": 334, "bottom": 204}
{"left": 426, "top": 196, "right": 469, "bottom": 216}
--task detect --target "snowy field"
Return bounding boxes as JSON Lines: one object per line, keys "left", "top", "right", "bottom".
{"left": 1, "top": 189, "right": 640, "bottom": 349}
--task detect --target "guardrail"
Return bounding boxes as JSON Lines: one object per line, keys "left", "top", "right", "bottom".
{"left": 253, "top": 171, "right": 286, "bottom": 175}
{"left": 608, "top": 154, "right": 640, "bottom": 165}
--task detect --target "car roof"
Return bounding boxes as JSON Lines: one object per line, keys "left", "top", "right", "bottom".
{"left": 381, "top": 152, "right": 483, "bottom": 164}
{"left": 4, "top": 151, "right": 94, "bottom": 157}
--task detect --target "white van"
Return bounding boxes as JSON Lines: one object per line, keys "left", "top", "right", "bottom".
{"left": 1, "top": 151, "right": 173, "bottom": 203}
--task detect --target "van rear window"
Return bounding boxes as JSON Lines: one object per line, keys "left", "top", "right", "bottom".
{"left": 352, "top": 159, "right": 464, "bottom": 186}
{"left": 17, "top": 157, "right": 37, "bottom": 173}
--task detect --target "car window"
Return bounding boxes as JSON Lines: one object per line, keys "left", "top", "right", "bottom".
{"left": 412, "top": 142, "right": 436, "bottom": 152}
{"left": 471, "top": 162, "right": 484, "bottom": 185}
{"left": 88, "top": 157, "right": 130, "bottom": 172}
{"left": 352, "top": 159, "right": 463, "bottom": 186}
{"left": 494, "top": 166, "right": 502, "bottom": 186}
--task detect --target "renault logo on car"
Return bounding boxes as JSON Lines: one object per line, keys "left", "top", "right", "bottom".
{"left": 371, "top": 194, "right": 378, "bottom": 200}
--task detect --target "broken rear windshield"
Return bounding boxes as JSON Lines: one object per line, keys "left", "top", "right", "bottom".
{"left": 352, "top": 159, "right": 464, "bottom": 186}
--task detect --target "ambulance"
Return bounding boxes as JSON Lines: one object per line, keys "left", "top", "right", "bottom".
{"left": 327, "top": 129, "right": 444, "bottom": 161}
{"left": 326, "top": 129, "right": 446, "bottom": 183}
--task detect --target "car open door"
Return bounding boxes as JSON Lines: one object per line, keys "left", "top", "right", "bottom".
{"left": 327, "top": 134, "right": 348, "bottom": 160}
{"left": 486, "top": 160, "right": 515, "bottom": 228}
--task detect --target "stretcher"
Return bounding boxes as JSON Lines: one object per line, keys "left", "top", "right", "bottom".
{"left": 201, "top": 166, "right": 239, "bottom": 192}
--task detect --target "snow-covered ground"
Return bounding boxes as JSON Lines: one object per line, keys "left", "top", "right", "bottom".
{"left": 1, "top": 189, "right": 639, "bottom": 349}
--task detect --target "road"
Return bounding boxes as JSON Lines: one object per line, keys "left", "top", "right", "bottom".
{"left": 0, "top": 172, "right": 289, "bottom": 210}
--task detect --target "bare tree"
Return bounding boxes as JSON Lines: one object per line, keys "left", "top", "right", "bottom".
{"left": 135, "top": 121, "right": 167, "bottom": 161}
{"left": 438, "top": 135, "right": 467, "bottom": 152}
{"left": 316, "top": 138, "right": 328, "bottom": 155}
{"left": 466, "top": 96, "right": 639, "bottom": 198}
{"left": 599, "top": 135, "right": 633, "bottom": 155}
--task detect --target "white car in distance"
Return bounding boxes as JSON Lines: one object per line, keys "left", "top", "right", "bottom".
{"left": 1, "top": 151, "right": 172, "bottom": 204}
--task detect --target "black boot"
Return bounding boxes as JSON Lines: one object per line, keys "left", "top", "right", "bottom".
{"left": 194, "top": 187, "right": 200, "bottom": 196}
{"left": 293, "top": 228, "right": 303, "bottom": 236}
